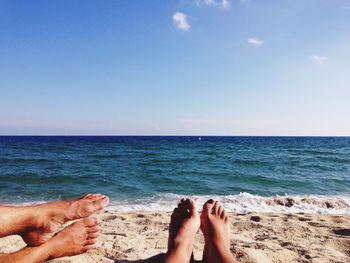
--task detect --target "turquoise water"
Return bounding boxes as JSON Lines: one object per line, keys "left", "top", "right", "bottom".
{"left": 0, "top": 136, "right": 349, "bottom": 213}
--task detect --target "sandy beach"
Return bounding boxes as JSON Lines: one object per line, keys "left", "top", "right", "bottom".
{"left": 0, "top": 210, "right": 349, "bottom": 263}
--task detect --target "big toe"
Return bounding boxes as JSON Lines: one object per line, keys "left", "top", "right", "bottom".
{"left": 79, "top": 193, "right": 100, "bottom": 200}
{"left": 177, "top": 199, "right": 190, "bottom": 217}
{"left": 94, "top": 195, "right": 109, "bottom": 209}
{"left": 83, "top": 217, "right": 99, "bottom": 227}
{"left": 202, "top": 199, "right": 215, "bottom": 216}
{"left": 80, "top": 193, "right": 108, "bottom": 202}
{"left": 185, "top": 199, "right": 198, "bottom": 218}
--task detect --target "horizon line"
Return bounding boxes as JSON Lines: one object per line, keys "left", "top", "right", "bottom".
{"left": 0, "top": 134, "right": 349, "bottom": 137}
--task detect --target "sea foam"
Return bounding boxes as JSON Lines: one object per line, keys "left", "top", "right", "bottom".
{"left": 106, "top": 192, "right": 350, "bottom": 214}
{"left": 3, "top": 192, "right": 350, "bottom": 214}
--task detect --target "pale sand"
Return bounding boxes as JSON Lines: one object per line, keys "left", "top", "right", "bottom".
{"left": 1, "top": 211, "right": 349, "bottom": 263}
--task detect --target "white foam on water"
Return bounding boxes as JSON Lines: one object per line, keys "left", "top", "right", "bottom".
{"left": 106, "top": 192, "right": 350, "bottom": 214}
{"left": 2, "top": 193, "right": 350, "bottom": 214}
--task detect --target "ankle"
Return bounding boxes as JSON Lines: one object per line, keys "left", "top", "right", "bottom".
{"left": 204, "top": 242, "right": 232, "bottom": 263}
{"left": 59, "top": 200, "right": 75, "bottom": 220}
{"left": 167, "top": 244, "right": 192, "bottom": 262}
{"left": 169, "top": 239, "right": 193, "bottom": 260}
{"left": 23, "top": 206, "right": 45, "bottom": 229}
{"left": 41, "top": 200, "right": 74, "bottom": 221}
{"left": 45, "top": 236, "right": 66, "bottom": 259}
{"left": 37, "top": 239, "right": 56, "bottom": 260}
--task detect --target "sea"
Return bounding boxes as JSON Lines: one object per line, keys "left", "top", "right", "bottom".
{"left": 0, "top": 136, "right": 349, "bottom": 214}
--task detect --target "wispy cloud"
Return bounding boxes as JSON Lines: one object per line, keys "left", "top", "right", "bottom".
{"left": 247, "top": 38, "right": 263, "bottom": 45}
{"left": 195, "top": 0, "right": 230, "bottom": 9}
{"left": 309, "top": 55, "right": 328, "bottom": 65}
{"left": 342, "top": 6, "right": 350, "bottom": 10}
{"left": 204, "top": 0, "right": 218, "bottom": 6}
{"left": 173, "top": 12, "right": 190, "bottom": 31}
{"left": 221, "top": 0, "right": 231, "bottom": 9}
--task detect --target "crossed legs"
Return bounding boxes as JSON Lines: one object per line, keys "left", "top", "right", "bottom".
{"left": 0, "top": 194, "right": 109, "bottom": 263}
{"left": 164, "top": 199, "right": 235, "bottom": 263}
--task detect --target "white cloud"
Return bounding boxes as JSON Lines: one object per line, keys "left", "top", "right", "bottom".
{"left": 309, "top": 55, "right": 328, "bottom": 65}
{"left": 173, "top": 12, "right": 190, "bottom": 31}
{"left": 247, "top": 38, "right": 263, "bottom": 45}
{"left": 204, "top": 0, "right": 218, "bottom": 6}
{"left": 196, "top": 0, "right": 230, "bottom": 8}
{"left": 221, "top": 0, "right": 231, "bottom": 9}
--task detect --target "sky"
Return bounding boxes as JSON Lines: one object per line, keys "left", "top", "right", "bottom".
{"left": 0, "top": 0, "right": 350, "bottom": 135}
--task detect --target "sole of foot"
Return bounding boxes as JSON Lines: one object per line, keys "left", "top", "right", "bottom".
{"left": 21, "top": 193, "right": 109, "bottom": 245}
{"left": 46, "top": 217, "right": 99, "bottom": 259}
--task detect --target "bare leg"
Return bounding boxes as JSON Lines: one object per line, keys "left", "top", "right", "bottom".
{"left": 201, "top": 199, "right": 236, "bottom": 263}
{"left": 0, "top": 217, "right": 99, "bottom": 263}
{"left": 164, "top": 199, "right": 200, "bottom": 263}
{"left": 0, "top": 193, "right": 109, "bottom": 245}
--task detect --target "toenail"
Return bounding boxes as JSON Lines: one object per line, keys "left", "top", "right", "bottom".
{"left": 208, "top": 199, "right": 214, "bottom": 204}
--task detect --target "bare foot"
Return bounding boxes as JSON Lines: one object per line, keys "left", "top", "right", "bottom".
{"left": 166, "top": 199, "right": 200, "bottom": 263}
{"left": 21, "top": 193, "right": 109, "bottom": 245}
{"left": 44, "top": 217, "right": 99, "bottom": 259}
{"left": 201, "top": 199, "right": 235, "bottom": 263}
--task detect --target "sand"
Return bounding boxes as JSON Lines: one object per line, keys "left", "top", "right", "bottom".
{"left": 0, "top": 210, "right": 349, "bottom": 263}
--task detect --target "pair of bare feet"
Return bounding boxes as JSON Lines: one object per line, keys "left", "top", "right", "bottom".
{"left": 27, "top": 193, "right": 110, "bottom": 259}
{"left": 0, "top": 193, "right": 109, "bottom": 262}
{"left": 165, "top": 199, "right": 235, "bottom": 263}
{"left": 1, "top": 195, "right": 232, "bottom": 263}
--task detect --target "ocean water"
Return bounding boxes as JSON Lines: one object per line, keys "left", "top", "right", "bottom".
{"left": 0, "top": 136, "right": 349, "bottom": 214}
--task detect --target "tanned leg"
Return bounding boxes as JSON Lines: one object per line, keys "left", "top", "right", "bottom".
{"left": 0, "top": 217, "right": 99, "bottom": 263}
{"left": 164, "top": 199, "right": 200, "bottom": 263}
{"left": 0, "top": 193, "right": 109, "bottom": 245}
{"left": 201, "top": 199, "right": 235, "bottom": 263}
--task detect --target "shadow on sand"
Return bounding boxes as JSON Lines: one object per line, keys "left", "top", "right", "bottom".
{"left": 107, "top": 253, "right": 202, "bottom": 263}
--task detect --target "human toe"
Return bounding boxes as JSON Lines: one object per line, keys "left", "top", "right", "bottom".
{"left": 184, "top": 199, "right": 198, "bottom": 217}
{"left": 213, "top": 201, "right": 220, "bottom": 215}
{"left": 85, "top": 238, "right": 98, "bottom": 246}
{"left": 83, "top": 217, "right": 98, "bottom": 227}
{"left": 90, "top": 195, "right": 109, "bottom": 211}
{"left": 202, "top": 199, "right": 215, "bottom": 215}
{"left": 221, "top": 209, "right": 227, "bottom": 219}
{"left": 88, "top": 225, "right": 99, "bottom": 233}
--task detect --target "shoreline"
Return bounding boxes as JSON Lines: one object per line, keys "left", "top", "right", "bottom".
{"left": 2, "top": 193, "right": 350, "bottom": 215}
{"left": 0, "top": 210, "right": 349, "bottom": 262}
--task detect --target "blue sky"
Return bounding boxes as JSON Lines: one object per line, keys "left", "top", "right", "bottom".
{"left": 1, "top": 0, "right": 349, "bottom": 135}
